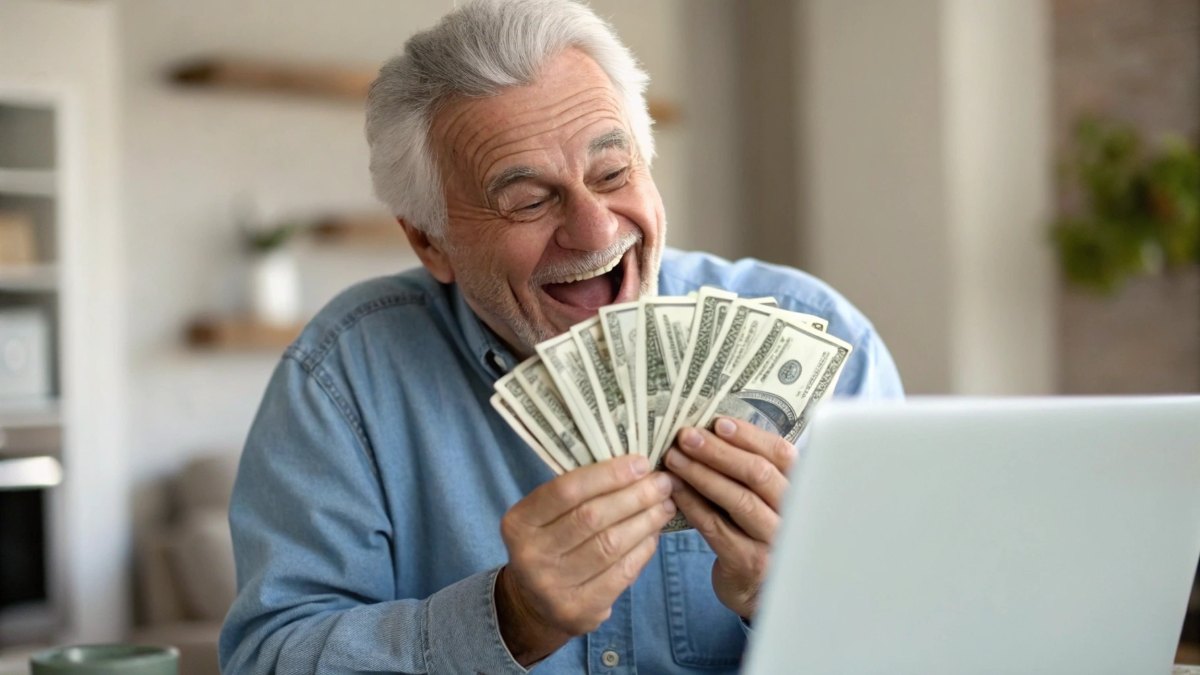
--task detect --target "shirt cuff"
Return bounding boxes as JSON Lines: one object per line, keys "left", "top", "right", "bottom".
{"left": 424, "top": 566, "right": 529, "bottom": 674}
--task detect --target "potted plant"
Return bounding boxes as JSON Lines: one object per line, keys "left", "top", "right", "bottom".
{"left": 1052, "top": 117, "right": 1200, "bottom": 293}
{"left": 240, "top": 215, "right": 306, "bottom": 327}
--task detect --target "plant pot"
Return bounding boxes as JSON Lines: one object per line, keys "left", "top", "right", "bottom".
{"left": 250, "top": 249, "right": 301, "bottom": 327}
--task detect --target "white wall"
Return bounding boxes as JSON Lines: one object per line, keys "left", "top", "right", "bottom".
{"left": 0, "top": 0, "right": 127, "bottom": 644}
{"left": 117, "top": 0, "right": 701, "bottom": 497}
{"left": 802, "top": 0, "right": 1054, "bottom": 395}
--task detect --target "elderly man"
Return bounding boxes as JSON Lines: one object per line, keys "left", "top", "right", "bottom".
{"left": 220, "top": 1, "right": 902, "bottom": 673}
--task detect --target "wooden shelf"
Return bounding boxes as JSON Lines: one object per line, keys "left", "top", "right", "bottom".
{"left": 185, "top": 315, "right": 304, "bottom": 351}
{"left": 168, "top": 56, "right": 681, "bottom": 125}
{"left": 0, "top": 264, "right": 57, "bottom": 292}
{"left": 310, "top": 214, "right": 404, "bottom": 247}
{"left": 0, "top": 168, "right": 55, "bottom": 197}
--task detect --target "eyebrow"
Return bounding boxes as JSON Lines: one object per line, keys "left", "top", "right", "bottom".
{"left": 484, "top": 129, "right": 631, "bottom": 200}
{"left": 588, "top": 128, "right": 630, "bottom": 155}
{"left": 486, "top": 166, "right": 539, "bottom": 200}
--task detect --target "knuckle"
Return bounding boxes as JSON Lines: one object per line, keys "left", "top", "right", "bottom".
{"left": 695, "top": 512, "right": 724, "bottom": 539}
{"left": 595, "top": 527, "right": 622, "bottom": 561}
{"left": 551, "top": 479, "right": 580, "bottom": 507}
{"left": 732, "top": 489, "right": 759, "bottom": 518}
{"left": 747, "top": 456, "right": 775, "bottom": 488}
{"left": 573, "top": 503, "right": 601, "bottom": 533}
{"left": 618, "top": 551, "right": 641, "bottom": 584}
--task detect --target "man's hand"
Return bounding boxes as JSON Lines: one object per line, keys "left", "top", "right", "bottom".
{"left": 664, "top": 417, "right": 796, "bottom": 620}
{"left": 496, "top": 454, "right": 677, "bottom": 666}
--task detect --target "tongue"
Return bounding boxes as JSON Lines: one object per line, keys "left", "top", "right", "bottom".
{"left": 544, "top": 274, "right": 616, "bottom": 310}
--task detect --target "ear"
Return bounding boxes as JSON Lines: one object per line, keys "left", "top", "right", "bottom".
{"left": 399, "top": 218, "right": 455, "bottom": 284}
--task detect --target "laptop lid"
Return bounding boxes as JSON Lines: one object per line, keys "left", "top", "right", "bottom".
{"left": 744, "top": 397, "right": 1200, "bottom": 675}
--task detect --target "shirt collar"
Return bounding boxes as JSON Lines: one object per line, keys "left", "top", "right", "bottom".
{"left": 450, "top": 283, "right": 519, "bottom": 379}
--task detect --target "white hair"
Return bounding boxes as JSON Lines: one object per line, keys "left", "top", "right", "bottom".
{"left": 365, "top": 0, "right": 654, "bottom": 236}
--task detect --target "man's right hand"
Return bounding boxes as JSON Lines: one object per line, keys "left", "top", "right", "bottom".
{"left": 495, "top": 454, "right": 677, "bottom": 666}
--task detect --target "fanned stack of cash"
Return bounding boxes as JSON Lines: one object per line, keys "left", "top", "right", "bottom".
{"left": 490, "top": 287, "right": 854, "bottom": 480}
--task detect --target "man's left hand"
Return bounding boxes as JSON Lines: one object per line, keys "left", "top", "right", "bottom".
{"left": 664, "top": 417, "right": 796, "bottom": 620}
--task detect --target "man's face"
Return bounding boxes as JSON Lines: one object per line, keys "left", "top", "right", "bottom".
{"left": 420, "top": 48, "right": 665, "bottom": 357}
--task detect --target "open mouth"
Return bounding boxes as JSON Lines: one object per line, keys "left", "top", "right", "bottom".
{"left": 542, "top": 251, "right": 629, "bottom": 311}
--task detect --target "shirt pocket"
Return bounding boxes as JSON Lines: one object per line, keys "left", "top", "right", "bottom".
{"left": 660, "top": 530, "right": 747, "bottom": 668}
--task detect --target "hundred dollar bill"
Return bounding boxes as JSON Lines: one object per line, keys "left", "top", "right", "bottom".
{"left": 697, "top": 316, "right": 852, "bottom": 443}
{"left": 636, "top": 297, "right": 702, "bottom": 458}
{"left": 667, "top": 302, "right": 832, "bottom": 445}
{"left": 538, "top": 332, "right": 617, "bottom": 461}
{"left": 599, "top": 301, "right": 641, "bottom": 455}
{"left": 571, "top": 318, "right": 633, "bottom": 455}
{"left": 647, "top": 297, "right": 697, "bottom": 381}
{"left": 494, "top": 367, "right": 585, "bottom": 471}
{"left": 490, "top": 394, "right": 567, "bottom": 475}
{"left": 658, "top": 299, "right": 765, "bottom": 456}
{"left": 650, "top": 287, "right": 737, "bottom": 463}
{"left": 511, "top": 359, "right": 594, "bottom": 466}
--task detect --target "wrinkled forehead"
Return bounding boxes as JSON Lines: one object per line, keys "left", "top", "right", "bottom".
{"left": 429, "top": 49, "right": 632, "bottom": 188}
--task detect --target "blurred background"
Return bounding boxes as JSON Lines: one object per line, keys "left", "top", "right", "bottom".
{"left": 0, "top": 0, "right": 1197, "bottom": 672}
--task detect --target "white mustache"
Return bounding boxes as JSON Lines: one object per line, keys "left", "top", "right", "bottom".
{"left": 533, "top": 232, "right": 639, "bottom": 285}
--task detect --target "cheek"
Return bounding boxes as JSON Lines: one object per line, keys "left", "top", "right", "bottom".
{"left": 612, "top": 181, "right": 663, "bottom": 236}
{"left": 492, "top": 229, "right": 553, "bottom": 288}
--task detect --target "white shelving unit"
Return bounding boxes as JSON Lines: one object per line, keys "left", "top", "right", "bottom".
{"left": 0, "top": 97, "right": 67, "bottom": 647}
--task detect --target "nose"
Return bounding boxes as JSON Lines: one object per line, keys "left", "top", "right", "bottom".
{"left": 554, "top": 190, "right": 619, "bottom": 252}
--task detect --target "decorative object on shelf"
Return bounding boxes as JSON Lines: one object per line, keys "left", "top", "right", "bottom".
{"left": 0, "top": 211, "right": 37, "bottom": 266}
{"left": 238, "top": 200, "right": 304, "bottom": 328}
{"left": 1052, "top": 117, "right": 1200, "bottom": 294}
{"left": 166, "top": 55, "right": 681, "bottom": 125}
{"left": 0, "top": 308, "right": 50, "bottom": 401}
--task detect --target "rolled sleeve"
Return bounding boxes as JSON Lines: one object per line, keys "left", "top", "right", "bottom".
{"left": 425, "top": 567, "right": 528, "bottom": 674}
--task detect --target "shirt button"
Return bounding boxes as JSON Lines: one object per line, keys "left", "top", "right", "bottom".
{"left": 488, "top": 351, "right": 508, "bottom": 372}
{"left": 601, "top": 650, "right": 620, "bottom": 667}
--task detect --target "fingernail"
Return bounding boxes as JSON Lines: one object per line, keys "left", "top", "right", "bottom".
{"left": 715, "top": 418, "right": 737, "bottom": 437}
{"left": 631, "top": 456, "right": 650, "bottom": 476}
{"left": 666, "top": 449, "right": 688, "bottom": 468}
{"left": 662, "top": 499, "right": 677, "bottom": 516}
{"left": 653, "top": 472, "right": 673, "bottom": 494}
{"left": 679, "top": 428, "right": 703, "bottom": 450}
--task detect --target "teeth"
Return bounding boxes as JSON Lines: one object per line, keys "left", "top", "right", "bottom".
{"left": 556, "top": 254, "right": 622, "bottom": 284}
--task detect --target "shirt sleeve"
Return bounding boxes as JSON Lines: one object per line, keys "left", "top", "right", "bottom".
{"left": 218, "top": 354, "right": 528, "bottom": 675}
{"left": 832, "top": 324, "right": 905, "bottom": 401}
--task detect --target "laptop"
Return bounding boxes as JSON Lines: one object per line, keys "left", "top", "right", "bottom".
{"left": 743, "top": 396, "right": 1200, "bottom": 675}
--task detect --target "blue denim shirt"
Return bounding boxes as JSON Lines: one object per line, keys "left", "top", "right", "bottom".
{"left": 219, "top": 249, "right": 904, "bottom": 674}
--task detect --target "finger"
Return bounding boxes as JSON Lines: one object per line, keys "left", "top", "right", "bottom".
{"left": 711, "top": 416, "right": 798, "bottom": 475}
{"left": 560, "top": 496, "right": 677, "bottom": 580}
{"left": 548, "top": 471, "right": 674, "bottom": 552}
{"left": 577, "top": 534, "right": 660, "bottom": 611}
{"left": 675, "top": 426, "right": 789, "bottom": 511}
{"left": 671, "top": 478, "right": 768, "bottom": 581}
{"left": 666, "top": 446, "right": 779, "bottom": 542}
{"left": 516, "top": 455, "right": 651, "bottom": 526}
